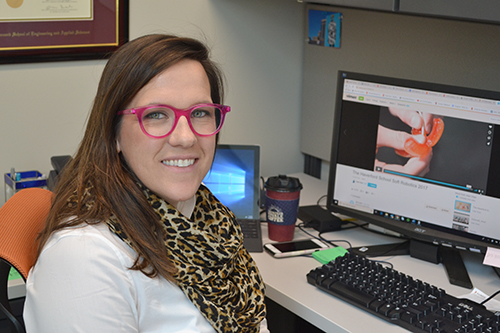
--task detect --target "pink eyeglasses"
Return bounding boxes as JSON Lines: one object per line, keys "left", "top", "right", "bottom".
{"left": 117, "top": 103, "right": 231, "bottom": 138}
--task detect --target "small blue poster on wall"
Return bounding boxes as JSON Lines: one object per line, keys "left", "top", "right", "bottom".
{"left": 308, "top": 10, "right": 342, "bottom": 48}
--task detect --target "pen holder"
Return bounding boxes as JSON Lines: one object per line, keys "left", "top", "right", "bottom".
{"left": 4, "top": 170, "right": 48, "bottom": 203}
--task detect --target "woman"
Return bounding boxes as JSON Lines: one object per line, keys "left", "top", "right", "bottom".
{"left": 24, "top": 34, "right": 267, "bottom": 332}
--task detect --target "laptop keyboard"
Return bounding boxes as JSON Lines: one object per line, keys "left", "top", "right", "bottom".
{"left": 239, "top": 219, "right": 260, "bottom": 238}
{"left": 238, "top": 219, "right": 263, "bottom": 252}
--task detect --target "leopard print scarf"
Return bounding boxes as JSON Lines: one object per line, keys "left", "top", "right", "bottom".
{"left": 107, "top": 184, "right": 266, "bottom": 332}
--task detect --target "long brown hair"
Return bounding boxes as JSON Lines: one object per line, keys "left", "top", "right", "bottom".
{"left": 36, "top": 34, "right": 225, "bottom": 282}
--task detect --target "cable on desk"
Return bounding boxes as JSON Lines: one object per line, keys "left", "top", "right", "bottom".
{"left": 358, "top": 221, "right": 408, "bottom": 240}
{"left": 297, "top": 223, "right": 324, "bottom": 241}
{"left": 368, "top": 259, "right": 394, "bottom": 269}
{"left": 298, "top": 223, "right": 395, "bottom": 269}
{"left": 339, "top": 220, "right": 368, "bottom": 230}
{"left": 318, "top": 232, "right": 353, "bottom": 251}
{"left": 481, "top": 289, "right": 500, "bottom": 305}
{"left": 297, "top": 223, "right": 352, "bottom": 250}
{"left": 477, "top": 267, "right": 500, "bottom": 306}
{"left": 316, "top": 194, "right": 327, "bottom": 206}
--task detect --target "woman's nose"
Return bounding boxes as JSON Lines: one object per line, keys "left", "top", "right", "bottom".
{"left": 168, "top": 116, "right": 197, "bottom": 147}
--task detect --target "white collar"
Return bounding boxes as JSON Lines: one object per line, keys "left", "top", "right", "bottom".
{"left": 175, "top": 195, "right": 196, "bottom": 218}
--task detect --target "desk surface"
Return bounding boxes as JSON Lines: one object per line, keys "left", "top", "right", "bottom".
{"left": 252, "top": 173, "right": 500, "bottom": 333}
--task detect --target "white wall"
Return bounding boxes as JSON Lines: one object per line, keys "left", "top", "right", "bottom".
{"left": 0, "top": 0, "right": 305, "bottom": 204}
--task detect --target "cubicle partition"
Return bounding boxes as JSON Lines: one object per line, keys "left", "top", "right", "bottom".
{"left": 300, "top": 4, "right": 500, "bottom": 162}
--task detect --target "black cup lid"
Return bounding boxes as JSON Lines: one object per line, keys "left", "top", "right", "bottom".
{"left": 265, "top": 174, "right": 303, "bottom": 192}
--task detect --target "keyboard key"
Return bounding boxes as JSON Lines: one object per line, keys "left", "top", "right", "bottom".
{"left": 389, "top": 307, "right": 405, "bottom": 320}
{"left": 368, "top": 298, "right": 386, "bottom": 311}
{"left": 401, "top": 310, "right": 417, "bottom": 324}
{"left": 325, "top": 281, "right": 375, "bottom": 307}
{"left": 379, "top": 303, "right": 395, "bottom": 316}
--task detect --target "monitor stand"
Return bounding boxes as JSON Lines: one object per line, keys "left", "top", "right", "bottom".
{"left": 351, "top": 239, "right": 473, "bottom": 289}
{"left": 439, "top": 246, "right": 473, "bottom": 289}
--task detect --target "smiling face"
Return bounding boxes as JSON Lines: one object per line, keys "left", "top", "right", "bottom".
{"left": 116, "top": 59, "right": 216, "bottom": 207}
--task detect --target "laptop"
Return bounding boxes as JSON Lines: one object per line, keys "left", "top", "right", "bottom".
{"left": 203, "top": 144, "right": 263, "bottom": 252}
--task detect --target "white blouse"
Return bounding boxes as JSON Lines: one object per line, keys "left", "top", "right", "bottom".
{"left": 24, "top": 223, "right": 217, "bottom": 332}
{"left": 24, "top": 196, "right": 269, "bottom": 332}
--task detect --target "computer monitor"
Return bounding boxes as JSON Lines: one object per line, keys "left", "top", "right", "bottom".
{"left": 327, "top": 71, "right": 500, "bottom": 260}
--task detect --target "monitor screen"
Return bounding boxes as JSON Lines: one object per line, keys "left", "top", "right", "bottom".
{"left": 327, "top": 71, "right": 500, "bottom": 254}
{"left": 203, "top": 144, "right": 260, "bottom": 220}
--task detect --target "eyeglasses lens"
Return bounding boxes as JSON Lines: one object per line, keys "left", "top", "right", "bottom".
{"left": 141, "top": 106, "right": 222, "bottom": 137}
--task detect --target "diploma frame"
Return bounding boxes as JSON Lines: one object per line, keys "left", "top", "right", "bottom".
{"left": 0, "top": 0, "right": 129, "bottom": 64}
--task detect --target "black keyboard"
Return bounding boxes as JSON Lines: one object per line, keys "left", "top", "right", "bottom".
{"left": 307, "top": 251, "right": 500, "bottom": 332}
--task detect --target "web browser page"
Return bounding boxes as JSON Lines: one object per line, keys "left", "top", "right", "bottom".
{"left": 332, "top": 78, "right": 500, "bottom": 245}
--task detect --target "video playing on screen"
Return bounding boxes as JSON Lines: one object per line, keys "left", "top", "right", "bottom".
{"left": 328, "top": 71, "right": 500, "bottom": 251}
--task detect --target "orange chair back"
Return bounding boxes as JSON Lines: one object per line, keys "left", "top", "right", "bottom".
{"left": 0, "top": 188, "right": 53, "bottom": 280}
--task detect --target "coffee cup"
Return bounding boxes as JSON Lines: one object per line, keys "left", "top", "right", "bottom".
{"left": 265, "top": 175, "right": 303, "bottom": 242}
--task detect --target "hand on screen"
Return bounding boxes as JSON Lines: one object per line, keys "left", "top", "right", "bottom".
{"left": 374, "top": 150, "right": 432, "bottom": 177}
{"left": 388, "top": 108, "right": 434, "bottom": 135}
{"left": 375, "top": 108, "right": 434, "bottom": 177}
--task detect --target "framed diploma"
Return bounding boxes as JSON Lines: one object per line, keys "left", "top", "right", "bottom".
{"left": 0, "top": 0, "right": 129, "bottom": 64}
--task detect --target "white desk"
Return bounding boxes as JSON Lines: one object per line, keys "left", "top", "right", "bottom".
{"left": 252, "top": 173, "right": 500, "bottom": 333}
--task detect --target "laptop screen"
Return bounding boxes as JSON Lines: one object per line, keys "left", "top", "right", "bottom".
{"left": 203, "top": 144, "right": 260, "bottom": 220}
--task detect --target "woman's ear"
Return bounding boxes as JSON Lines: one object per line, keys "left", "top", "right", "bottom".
{"left": 116, "top": 140, "right": 121, "bottom": 153}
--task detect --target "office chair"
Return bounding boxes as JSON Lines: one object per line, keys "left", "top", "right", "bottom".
{"left": 47, "top": 155, "right": 72, "bottom": 191}
{"left": 0, "top": 188, "right": 53, "bottom": 333}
